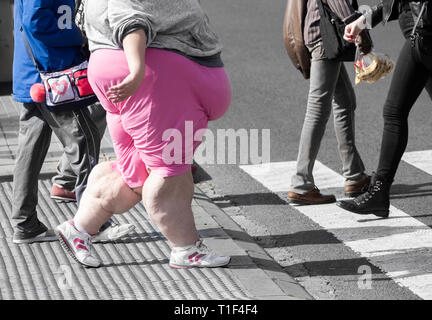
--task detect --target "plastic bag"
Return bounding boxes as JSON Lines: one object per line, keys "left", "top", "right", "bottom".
{"left": 354, "top": 48, "right": 394, "bottom": 84}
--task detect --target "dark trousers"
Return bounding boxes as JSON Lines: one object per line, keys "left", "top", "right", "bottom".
{"left": 12, "top": 103, "right": 100, "bottom": 233}
{"left": 52, "top": 103, "right": 106, "bottom": 190}
{"left": 376, "top": 39, "right": 432, "bottom": 181}
{"left": 399, "top": 8, "right": 432, "bottom": 97}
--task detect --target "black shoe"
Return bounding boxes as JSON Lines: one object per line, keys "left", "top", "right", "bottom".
{"left": 288, "top": 188, "right": 336, "bottom": 205}
{"left": 13, "top": 222, "right": 57, "bottom": 244}
{"left": 337, "top": 174, "right": 391, "bottom": 218}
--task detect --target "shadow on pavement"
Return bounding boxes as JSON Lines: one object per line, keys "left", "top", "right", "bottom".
{"left": 102, "top": 258, "right": 170, "bottom": 268}
{"left": 192, "top": 162, "right": 212, "bottom": 183}
{"left": 103, "top": 232, "right": 166, "bottom": 244}
{"left": 283, "top": 257, "right": 383, "bottom": 278}
{"left": 390, "top": 182, "right": 432, "bottom": 200}
{"left": 210, "top": 192, "right": 286, "bottom": 208}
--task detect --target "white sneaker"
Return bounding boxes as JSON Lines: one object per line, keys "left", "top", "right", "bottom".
{"left": 55, "top": 221, "right": 101, "bottom": 268}
{"left": 92, "top": 221, "right": 135, "bottom": 243}
{"left": 169, "top": 240, "right": 231, "bottom": 269}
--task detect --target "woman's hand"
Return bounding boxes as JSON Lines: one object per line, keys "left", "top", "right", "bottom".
{"left": 107, "top": 71, "right": 145, "bottom": 103}
{"left": 107, "top": 29, "right": 147, "bottom": 103}
{"left": 344, "top": 15, "right": 367, "bottom": 43}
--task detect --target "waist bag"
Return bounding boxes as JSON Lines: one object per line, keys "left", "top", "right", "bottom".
{"left": 21, "top": 27, "right": 98, "bottom": 112}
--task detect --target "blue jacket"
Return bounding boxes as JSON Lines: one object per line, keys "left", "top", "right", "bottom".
{"left": 13, "top": 0, "right": 84, "bottom": 103}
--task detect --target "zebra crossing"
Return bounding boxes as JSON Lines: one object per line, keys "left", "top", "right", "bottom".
{"left": 239, "top": 151, "right": 432, "bottom": 300}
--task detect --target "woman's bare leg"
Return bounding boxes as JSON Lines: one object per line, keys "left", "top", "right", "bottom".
{"left": 142, "top": 170, "right": 199, "bottom": 247}
{"left": 74, "top": 161, "right": 142, "bottom": 235}
{"left": 57, "top": 163, "right": 229, "bottom": 268}
{"left": 72, "top": 161, "right": 199, "bottom": 246}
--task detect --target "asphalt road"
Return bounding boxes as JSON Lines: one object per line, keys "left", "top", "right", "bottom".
{"left": 197, "top": 0, "right": 432, "bottom": 300}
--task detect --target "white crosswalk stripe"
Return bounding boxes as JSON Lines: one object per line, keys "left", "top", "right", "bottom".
{"left": 240, "top": 160, "right": 432, "bottom": 300}
{"left": 402, "top": 150, "right": 432, "bottom": 175}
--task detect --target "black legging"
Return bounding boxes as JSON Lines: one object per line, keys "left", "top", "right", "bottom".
{"left": 376, "top": 37, "right": 432, "bottom": 181}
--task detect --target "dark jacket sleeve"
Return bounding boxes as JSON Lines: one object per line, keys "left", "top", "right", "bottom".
{"left": 327, "top": 0, "right": 360, "bottom": 23}
{"left": 22, "top": 0, "right": 83, "bottom": 48}
{"left": 370, "top": 0, "right": 401, "bottom": 27}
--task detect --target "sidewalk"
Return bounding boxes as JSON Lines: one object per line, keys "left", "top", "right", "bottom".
{"left": 0, "top": 83, "right": 312, "bottom": 300}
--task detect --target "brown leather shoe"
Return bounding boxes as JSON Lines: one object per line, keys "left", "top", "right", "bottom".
{"left": 288, "top": 188, "right": 336, "bottom": 205}
{"left": 345, "top": 175, "right": 371, "bottom": 197}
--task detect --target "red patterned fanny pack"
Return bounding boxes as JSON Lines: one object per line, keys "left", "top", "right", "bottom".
{"left": 39, "top": 60, "right": 98, "bottom": 112}
{"left": 21, "top": 27, "right": 98, "bottom": 112}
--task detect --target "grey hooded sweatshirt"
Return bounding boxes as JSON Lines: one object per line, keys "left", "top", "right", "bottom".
{"left": 84, "top": 0, "right": 223, "bottom": 67}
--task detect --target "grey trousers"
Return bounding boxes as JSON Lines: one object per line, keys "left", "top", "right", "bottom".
{"left": 12, "top": 102, "right": 100, "bottom": 233}
{"left": 291, "top": 44, "right": 366, "bottom": 194}
{"left": 52, "top": 103, "right": 107, "bottom": 190}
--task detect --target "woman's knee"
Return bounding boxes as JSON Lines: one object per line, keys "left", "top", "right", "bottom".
{"left": 143, "top": 171, "right": 194, "bottom": 214}
{"left": 86, "top": 161, "right": 141, "bottom": 213}
{"left": 304, "top": 99, "right": 332, "bottom": 125}
{"left": 88, "top": 161, "right": 115, "bottom": 183}
{"left": 334, "top": 87, "right": 357, "bottom": 112}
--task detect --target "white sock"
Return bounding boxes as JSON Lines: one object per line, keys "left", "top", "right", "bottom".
{"left": 73, "top": 220, "right": 91, "bottom": 237}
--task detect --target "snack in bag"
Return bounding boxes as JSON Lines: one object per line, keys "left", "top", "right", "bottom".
{"left": 354, "top": 48, "right": 394, "bottom": 84}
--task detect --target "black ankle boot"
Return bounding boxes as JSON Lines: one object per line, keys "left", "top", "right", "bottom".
{"left": 337, "top": 174, "right": 391, "bottom": 218}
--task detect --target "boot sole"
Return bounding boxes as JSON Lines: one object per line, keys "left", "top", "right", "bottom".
{"left": 13, "top": 235, "right": 58, "bottom": 244}
{"left": 345, "top": 192, "right": 365, "bottom": 198}
{"left": 336, "top": 202, "right": 389, "bottom": 218}
{"left": 289, "top": 198, "right": 336, "bottom": 205}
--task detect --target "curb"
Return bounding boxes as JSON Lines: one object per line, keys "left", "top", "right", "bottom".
{"left": 194, "top": 187, "right": 313, "bottom": 300}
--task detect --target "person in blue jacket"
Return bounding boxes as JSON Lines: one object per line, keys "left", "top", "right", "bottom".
{"left": 11, "top": 0, "right": 133, "bottom": 244}
{"left": 50, "top": 0, "right": 108, "bottom": 204}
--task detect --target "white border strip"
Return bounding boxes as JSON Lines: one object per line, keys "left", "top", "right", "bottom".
{"left": 402, "top": 150, "right": 432, "bottom": 175}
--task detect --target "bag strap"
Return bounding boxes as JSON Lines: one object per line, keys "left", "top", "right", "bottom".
{"left": 75, "top": 0, "right": 85, "bottom": 29}
{"left": 20, "top": 26, "right": 42, "bottom": 72}
{"left": 75, "top": 0, "right": 82, "bottom": 16}
{"left": 411, "top": 2, "right": 427, "bottom": 38}
{"left": 316, "top": 0, "right": 327, "bottom": 18}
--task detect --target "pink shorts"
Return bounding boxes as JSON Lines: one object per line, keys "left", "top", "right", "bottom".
{"left": 88, "top": 48, "right": 231, "bottom": 188}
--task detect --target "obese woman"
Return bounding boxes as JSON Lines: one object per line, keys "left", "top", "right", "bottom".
{"left": 55, "top": 0, "right": 232, "bottom": 268}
